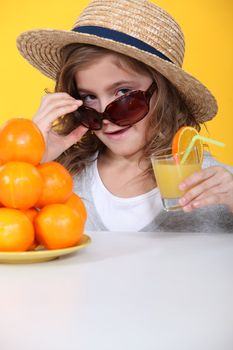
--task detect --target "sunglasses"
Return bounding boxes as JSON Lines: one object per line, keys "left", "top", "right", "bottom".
{"left": 73, "top": 82, "right": 157, "bottom": 131}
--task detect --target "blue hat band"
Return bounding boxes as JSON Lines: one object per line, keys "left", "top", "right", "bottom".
{"left": 72, "top": 26, "right": 173, "bottom": 64}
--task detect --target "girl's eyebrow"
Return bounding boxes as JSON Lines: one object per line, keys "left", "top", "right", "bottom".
{"left": 107, "top": 80, "right": 135, "bottom": 91}
{"left": 78, "top": 80, "right": 136, "bottom": 94}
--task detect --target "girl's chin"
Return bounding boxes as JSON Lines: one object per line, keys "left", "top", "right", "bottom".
{"left": 106, "top": 146, "right": 144, "bottom": 158}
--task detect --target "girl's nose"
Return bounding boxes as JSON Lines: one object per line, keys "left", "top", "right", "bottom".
{"left": 102, "top": 118, "right": 111, "bottom": 126}
{"left": 99, "top": 100, "right": 109, "bottom": 114}
{"left": 99, "top": 94, "right": 116, "bottom": 113}
{"left": 91, "top": 99, "right": 108, "bottom": 114}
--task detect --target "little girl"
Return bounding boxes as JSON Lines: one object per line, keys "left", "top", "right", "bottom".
{"left": 16, "top": 0, "right": 233, "bottom": 232}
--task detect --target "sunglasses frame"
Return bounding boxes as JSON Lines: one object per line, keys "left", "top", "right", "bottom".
{"left": 73, "top": 81, "right": 157, "bottom": 130}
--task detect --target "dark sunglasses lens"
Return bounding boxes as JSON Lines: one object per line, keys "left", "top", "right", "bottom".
{"left": 74, "top": 108, "right": 102, "bottom": 130}
{"left": 107, "top": 92, "right": 148, "bottom": 126}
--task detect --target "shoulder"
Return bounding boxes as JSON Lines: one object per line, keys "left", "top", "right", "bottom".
{"left": 203, "top": 152, "right": 233, "bottom": 173}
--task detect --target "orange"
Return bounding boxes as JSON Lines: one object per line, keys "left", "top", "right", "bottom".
{"left": 22, "top": 208, "right": 40, "bottom": 250}
{"left": 65, "top": 193, "right": 87, "bottom": 223}
{"left": 36, "top": 161, "right": 73, "bottom": 208}
{"left": 0, "top": 118, "right": 45, "bottom": 165}
{"left": 0, "top": 161, "right": 43, "bottom": 209}
{"left": 0, "top": 208, "right": 34, "bottom": 252}
{"left": 28, "top": 241, "right": 40, "bottom": 251}
{"left": 22, "top": 208, "right": 38, "bottom": 223}
{"left": 34, "top": 204, "right": 84, "bottom": 250}
{"left": 172, "top": 126, "right": 203, "bottom": 163}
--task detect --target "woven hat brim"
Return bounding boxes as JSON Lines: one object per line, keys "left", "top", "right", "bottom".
{"left": 17, "top": 29, "right": 218, "bottom": 123}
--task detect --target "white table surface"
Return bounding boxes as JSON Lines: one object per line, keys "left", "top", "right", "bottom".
{"left": 0, "top": 230, "right": 233, "bottom": 350}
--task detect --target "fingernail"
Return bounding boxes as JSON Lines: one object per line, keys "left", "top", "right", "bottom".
{"left": 179, "top": 197, "right": 186, "bottom": 205}
{"left": 183, "top": 205, "right": 192, "bottom": 212}
{"left": 193, "top": 201, "right": 200, "bottom": 208}
{"left": 179, "top": 183, "right": 186, "bottom": 190}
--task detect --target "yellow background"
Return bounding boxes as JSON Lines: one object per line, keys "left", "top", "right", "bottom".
{"left": 0, "top": 0, "right": 232, "bottom": 164}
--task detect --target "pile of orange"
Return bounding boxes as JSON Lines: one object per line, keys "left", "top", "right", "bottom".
{"left": 0, "top": 118, "right": 87, "bottom": 252}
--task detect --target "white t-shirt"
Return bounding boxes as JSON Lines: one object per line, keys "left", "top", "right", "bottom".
{"left": 91, "top": 160, "right": 162, "bottom": 231}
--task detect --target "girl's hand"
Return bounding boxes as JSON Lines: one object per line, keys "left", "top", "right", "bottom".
{"left": 179, "top": 166, "right": 233, "bottom": 213}
{"left": 33, "top": 92, "right": 88, "bottom": 162}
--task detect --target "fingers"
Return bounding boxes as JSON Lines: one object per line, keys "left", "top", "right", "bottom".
{"left": 179, "top": 167, "right": 220, "bottom": 191}
{"left": 33, "top": 92, "right": 83, "bottom": 130}
{"left": 31, "top": 92, "right": 86, "bottom": 162}
{"left": 181, "top": 191, "right": 223, "bottom": 212}
{"left": 179, "top": 167, "right": 221, "bottom": 204}
{"left": 41, "top": 125, "right": 88, "bottom": 163}
{"left": 61, "top": 126, "right": 88, "bottom": 150}
{"left": 179, "top": 166, "right": 233, "bottom": 212}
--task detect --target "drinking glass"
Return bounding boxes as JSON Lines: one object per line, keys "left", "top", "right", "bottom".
{"left": 151, "top": 147, "right": 201, "bottom": 211}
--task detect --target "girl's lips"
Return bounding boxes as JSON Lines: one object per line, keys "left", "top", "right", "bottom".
{"left": 103, "top": 126, "right": 131, "bottom": 139}
{"left": 104, "top": 126, "right": 131, "bottom": 135}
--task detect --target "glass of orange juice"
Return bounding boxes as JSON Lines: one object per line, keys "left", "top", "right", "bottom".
{"left": 151, "top": 147, "right": 202, "bottom": 211}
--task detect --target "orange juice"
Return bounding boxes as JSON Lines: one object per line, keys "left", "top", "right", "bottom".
{"left": 152, "top": 161, "right": 201, "bottom": 198}
{"left": 151, "top": 147, "right": 201, "bottom": 211}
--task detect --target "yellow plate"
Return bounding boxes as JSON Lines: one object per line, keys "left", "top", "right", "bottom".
{"left": 0, "top": 234, "right": 91, "bottom": 264}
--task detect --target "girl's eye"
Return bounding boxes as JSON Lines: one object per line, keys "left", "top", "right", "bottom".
{"left": 80, "top": 94, "right": 96, "bottom": 104}
{"left": 117, "top": 88, "right": 131, "bottom": 97}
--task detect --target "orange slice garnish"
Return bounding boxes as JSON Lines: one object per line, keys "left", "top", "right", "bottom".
{"left": 172, "top": 126, "right": 203, "bottom": 163}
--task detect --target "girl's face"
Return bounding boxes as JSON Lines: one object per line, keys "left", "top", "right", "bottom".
{"left": 75, "top": 54, "right": 155, "bottom": 158}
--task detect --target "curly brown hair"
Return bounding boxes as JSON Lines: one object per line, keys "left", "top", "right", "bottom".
{"left": 53, "top": 44, "right": 200, "bottom": 175}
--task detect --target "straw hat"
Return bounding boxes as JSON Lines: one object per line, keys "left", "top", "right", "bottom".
{"left": 16, "top": 0, "right": 217, "bottom": 122}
